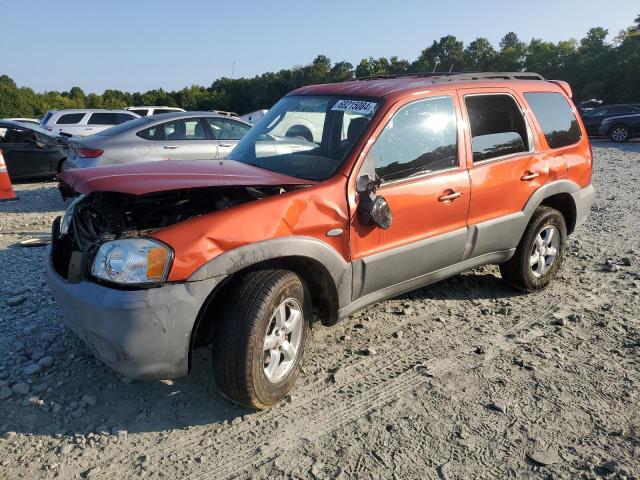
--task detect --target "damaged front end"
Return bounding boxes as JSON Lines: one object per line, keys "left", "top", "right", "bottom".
{"left": 51, "top": 184, "right": 298, "bottom": 285}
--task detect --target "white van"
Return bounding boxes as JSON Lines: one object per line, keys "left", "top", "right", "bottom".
{"left": 126, "top": 106, "right": 186, "bottom": 117}
{"left": 40, "top": 109, "right": 140, "bottom": 137}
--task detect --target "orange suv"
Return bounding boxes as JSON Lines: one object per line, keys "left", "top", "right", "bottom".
{"left": 47, "top": 72, "right": 594, "bottom": 409}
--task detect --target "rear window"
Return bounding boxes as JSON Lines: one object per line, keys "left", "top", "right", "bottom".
{"left": 524, "top": 92, "right": 581, "bottom": 149}
{"left": 56, "top": 113, "right": 85, "bottom": 125}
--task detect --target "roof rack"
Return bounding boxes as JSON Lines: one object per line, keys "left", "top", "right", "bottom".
{"left": 353, "top": 71, "right": 545, "bottom": 82}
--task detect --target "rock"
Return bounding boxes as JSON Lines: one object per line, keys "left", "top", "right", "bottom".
{"left": 38, "top": 356, "right": 54, "bottom": 368}
{"left": 23, "top": 363, "right": 42, "bottom": 375}
{"left": 11, "top": 382, "right": 30, "bottom": 395}
{"left": 527, "top": 450, "right": 560, "bottom": 466}
{"left": 609, "top": 264, "right": 620, "bottom": 272}
{"left": 474, "top": 345, "right": 486, "bottom": 355}
{"left": 83, "top": 466, "right": 101, "bottom": 478}
{"left": 0, "top": 386, "right": 12, "bottom": 400}
{"left": 553, "top": 317, "right": 566, "bottom": 327}
{"left": 489, "top": 400, "right": 507, "bottom": 413}
{"left": 3, "top": 431, "right": 17, "bottom": 439}
{"left": 58, "top": 444, "right": 74, "bottom": 455}
{"left": 601, "top": 460, "right": 619, "bottom": 473}
{"left": 618, "top": 257, "right": 632, "bottom": 266}
{"left": 393, "top": 331, "right": 404, "bottom": 339}
{"left": 6, "top": 295, "right": 27, "bottom": 307}
{"left": 365, "top": 347, "right": 377, "bottom": 356}
{"left": 82, "top": 395, "right": 96, "bottom": 407}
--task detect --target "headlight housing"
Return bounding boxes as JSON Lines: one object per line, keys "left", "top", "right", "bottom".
{"left": 59, "top": 194, "right": 85, "bottom": 237}
{"left": 91, "top": 239, "right": 172, "bottom": 286}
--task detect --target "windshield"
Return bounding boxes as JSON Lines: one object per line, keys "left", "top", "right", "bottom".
{"left": 228, "top": 95, "right": 380, "bottom": 181}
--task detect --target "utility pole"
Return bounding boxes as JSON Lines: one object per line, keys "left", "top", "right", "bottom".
{"left": 231, "top": 61, "right": 236, "bottom": 80}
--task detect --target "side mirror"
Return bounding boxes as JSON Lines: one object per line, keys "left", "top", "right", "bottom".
{"left": 356, "top": 175, "right": 393, "bottom": 229}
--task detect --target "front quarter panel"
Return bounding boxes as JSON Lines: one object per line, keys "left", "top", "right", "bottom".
{"left": 150, "top": 176, "right": 350, "bottom": 282}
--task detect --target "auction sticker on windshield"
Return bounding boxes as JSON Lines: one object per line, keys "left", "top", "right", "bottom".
{"left": 332, "top": 100, "right": 377, "bottom": 115}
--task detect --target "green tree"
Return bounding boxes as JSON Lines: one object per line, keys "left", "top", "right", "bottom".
{"left": 464, "top": 37, "right": 497, "bottom": 71}
{"left": 495, "top": 32, "right": 527, "bottom": 71}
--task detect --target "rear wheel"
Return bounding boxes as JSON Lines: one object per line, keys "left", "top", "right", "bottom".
{"left": 609, "top": 124, "right": 631, "bottom": 143}
{"left": 212, "top": 270, "right": 309, "bottom": 409}
{"left": 500, "top": 206, "right": 567, "bottom": 292}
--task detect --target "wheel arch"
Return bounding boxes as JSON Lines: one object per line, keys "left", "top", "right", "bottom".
{"left": 187, "top": 237, "right": 352, "bottom": 369}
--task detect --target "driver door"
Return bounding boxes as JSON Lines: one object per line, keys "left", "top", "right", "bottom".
{"left": 349, "top": 92, "right": 470, "bottom": 300}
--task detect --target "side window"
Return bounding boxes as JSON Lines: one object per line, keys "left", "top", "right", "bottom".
{"left": 524, "top": 92, "right": 581, "bottom": 149}
{"left": 368, "top": 96, "right": 458, "bottom": 183}
{"left": 465, "top": 94, "right": 529, "bottom": 162}
{"left": 88, "top": 113, "right": 121, "bottom": 125}
{"left": 205, "top": 118, "right": 223, "bottom": 140}
{"left": 153, "top": 109, "right": 175, "bottom": 115}
{"left": 0, "top": 127, "right": 34, "bottom": 144}
{"left": 56, "top": 113, "right": 85, "bottom": 125}
{"left": 118, "top": 113, "right": 137, "bottom": 123}
{"left": 162, "top": 118, "right": 207, "bottom": 140}
{"left": 130, "top": 109, "right": 148, "bottom": 117}
{"left": 220, "top": 119, "right": 251, "bottom": 140}
{"left": 136, "top": 125, "right": 162, "bottom": 140}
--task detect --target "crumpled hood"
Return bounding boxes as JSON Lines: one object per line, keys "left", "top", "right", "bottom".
{"left": 58, "top": 159, "right": 314, "bottom": 195}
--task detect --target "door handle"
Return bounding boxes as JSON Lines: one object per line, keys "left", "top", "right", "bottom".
{"left": 163, "top": 145, "right": 180, "bottom": 149}
{"left": 219, "top": 143, "right": 233, "bottom": 148}
{"left": 521, "top": 171, "right": 539, "bottom": 181}
{"left": 438, "top": 191, "right": 463, "bottom": 202}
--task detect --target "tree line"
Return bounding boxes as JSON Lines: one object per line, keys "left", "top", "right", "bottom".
{"left": 1, "top": 15, "right": 639, "bottom": 119}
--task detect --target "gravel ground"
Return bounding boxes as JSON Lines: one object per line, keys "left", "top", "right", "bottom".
{"left": 0, "top": 142, "right": 639, "bottom": 479}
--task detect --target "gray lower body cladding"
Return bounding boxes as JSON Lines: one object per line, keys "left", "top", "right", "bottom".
{"left": 45, "top": 248, "right": 222, "bottom": 380}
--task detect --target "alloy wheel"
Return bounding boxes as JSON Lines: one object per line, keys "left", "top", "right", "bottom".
{"left": 263, "top": 298, "right": 303, "bottom": 383}
{"left": 529, "top": 225, "right": 560, "bottom": 278}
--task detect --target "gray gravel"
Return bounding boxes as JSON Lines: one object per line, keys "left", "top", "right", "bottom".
{"left": 0, "top": 142, "right": 638, "bottom": 479}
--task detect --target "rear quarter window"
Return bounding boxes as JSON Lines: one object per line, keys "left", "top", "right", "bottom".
{"left": 524, "top": 92, "right": 581, "bottom": 149}
{"left": 56, "top": 113, "right": 85, "bottom": 125}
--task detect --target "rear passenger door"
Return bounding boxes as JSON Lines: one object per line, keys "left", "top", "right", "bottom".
{"left": 156, "top": 117, "right": 216, "bottom": 160}
{"left": 215, "top": 119, "right": 252, "bottom": 158}
{"left": 349, "top": 93, "right": 471, "bottom": 299}
{"left": 459, "top": 89, "right": 548, "bottom": 257}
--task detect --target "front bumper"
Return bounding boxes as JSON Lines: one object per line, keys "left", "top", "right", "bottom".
{"left": 45, "top": 247, "right": 222, "bottom": 380}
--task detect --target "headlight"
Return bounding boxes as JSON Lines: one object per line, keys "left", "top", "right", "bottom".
{"left": 91, "top": 239, "right": 172, "bottom": 285}
{"left": 59, "top": 194, "right": 85, "bottom": 237}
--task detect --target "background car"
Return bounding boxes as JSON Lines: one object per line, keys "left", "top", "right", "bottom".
{"left": 126, "top": 106, "right": 186, "bottom": 116}
{"left": 40, "top": 109, "right": 140, "bottom": 137}
{"left": 598, "top": 113, "right": 640, "bottom": 142}
{"left": 5, "top": 118, "right": 41, "bottom": 127}
{"left": 0, "top": 119, "right": 68, "bottom": 180}
{"left": 65, "top": 111, "right": 252, "bottom": 169}
{"left": 581, "top": 104, "right": 640, "bottom": 136}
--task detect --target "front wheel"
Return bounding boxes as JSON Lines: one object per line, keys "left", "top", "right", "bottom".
{"left": 500, "top": 206, "right": 567, "bottom": 292}
{"left": 609, "top": 124, "right": 631, "bottom": 143}
{"left": 212, "top": 270, "right": 309, "bottom": 409}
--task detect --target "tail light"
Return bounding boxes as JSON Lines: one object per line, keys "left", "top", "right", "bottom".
{"left": 76, "top": 148, "right": 104, "bottom": 158}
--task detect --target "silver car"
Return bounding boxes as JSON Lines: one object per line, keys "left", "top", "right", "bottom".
{"left": 65, "top": 112, "right": 252, "bottom": 169}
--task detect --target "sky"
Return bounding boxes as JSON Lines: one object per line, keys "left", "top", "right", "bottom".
{"left": 1, "top": 0, "right": 638, "bottom": 94}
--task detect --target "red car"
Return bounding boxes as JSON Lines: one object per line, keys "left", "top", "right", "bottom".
{"left": 48, "top": 72, "right": 594, "bottom": 409}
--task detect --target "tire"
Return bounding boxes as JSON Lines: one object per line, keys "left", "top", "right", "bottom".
{"left": 212, "top": 269, "right": 309, "bottom": 409}
{"left": 609, "top": 124, "right": 631, "bottom": 143}
{"left": 500, "top": 206, "right": 567, "bottom": 292}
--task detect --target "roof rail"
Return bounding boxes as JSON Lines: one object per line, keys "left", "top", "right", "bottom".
{"left": 353, "top": 71, "right": 545, "bottom": 82}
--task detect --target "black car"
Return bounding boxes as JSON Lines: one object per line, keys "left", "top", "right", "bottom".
{"left": 598, "top": 113, "right": 640, "bottom": 142}
{"left": 0, "top": 120, "right": 68, "bottom": 180}
{"left": 581, "top": 104, "right": 640, "bottom": 136}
